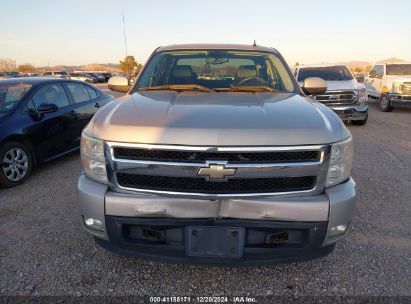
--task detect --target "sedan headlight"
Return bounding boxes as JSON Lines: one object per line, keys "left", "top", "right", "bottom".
{"left": 325, "top": 137, "right": 353, "bottom": 187}
{"left": 358, "top": 88, "right": 368, "bottom": 104}
{"left": 80, "top": 132, "right": 108, "bottom": 184}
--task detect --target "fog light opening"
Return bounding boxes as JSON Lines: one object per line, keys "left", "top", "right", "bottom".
{"left": 83, "top": 217, "right": 104, "bottom": 232}
{"left": 329, "top": 224, "right": 348, "bottom": 237}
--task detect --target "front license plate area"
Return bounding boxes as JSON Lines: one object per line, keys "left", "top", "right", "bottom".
{"left": 186, "top": 226, "right": 245, "bottom": 258}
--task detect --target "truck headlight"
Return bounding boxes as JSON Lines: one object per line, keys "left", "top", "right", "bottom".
{"left": 358, "top": 88, "right": 367, "bottom": 104}
{"left": 325, "top": 137, "right": 353, "bottom": 187}
{"left": 391, "top": 82, "right": 403, "bottom": 94}
{"left": 80, "top": 132, "right": 108, "bottom": 184}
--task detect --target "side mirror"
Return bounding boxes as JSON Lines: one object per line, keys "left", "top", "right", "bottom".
{"left": 369, "top": 70, "right": 376, "bottom": 78}
{"left": 108, "top": 76, "right": 131, "bottom": 93}
{"left": 37, "top": 103, "right": 58, "bottom": 114}
{"left": 302, "top": 77, "right": 327, "bottom": 95}
{"left": 355, "top": 75, "right": 365, "bottom": 83}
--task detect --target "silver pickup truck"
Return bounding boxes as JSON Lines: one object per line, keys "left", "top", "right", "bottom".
{"left": 77, "top": 44, "right": 356, "bottom": 265}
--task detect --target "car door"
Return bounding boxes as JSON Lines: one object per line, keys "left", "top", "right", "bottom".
{"left": 24, "top": 82, "right": 78, "bottom": 161}
{"left": 63, "top": 82, "right": 104, "bottom": 147}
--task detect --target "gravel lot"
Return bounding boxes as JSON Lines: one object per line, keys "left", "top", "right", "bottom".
{"left": 0, "top": 90, "right": 410, "bottom": 300}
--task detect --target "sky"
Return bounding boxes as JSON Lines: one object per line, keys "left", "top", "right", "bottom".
{"left": 1, "top": 0, "right": 411, "bottom": 67}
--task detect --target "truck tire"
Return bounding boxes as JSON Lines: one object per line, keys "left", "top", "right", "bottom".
{"left": 352, "top": 115, "right": 368, "bottom": 125}
{"left": 0, "top": 141, "right": 33, "bottom": 188}
{"left": 379, "top": 95, "right": 392, "bottom": 112}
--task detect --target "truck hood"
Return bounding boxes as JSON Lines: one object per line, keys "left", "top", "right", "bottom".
{"left": 91, "top": 91, "right": 347, "bottom": 146}
{"left": 383, "top": 75, "right": 411, "bottom": 85}
{"left": 298, "top": 79, "right": 364, "bottom": 91}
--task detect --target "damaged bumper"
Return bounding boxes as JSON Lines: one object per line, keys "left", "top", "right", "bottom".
{"left": 77, "top": 175, "right": 356, "bottom": 264}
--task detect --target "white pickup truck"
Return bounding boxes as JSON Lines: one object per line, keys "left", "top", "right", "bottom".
{"left": 365, "top": 63, "right": 411, "bottom": 112}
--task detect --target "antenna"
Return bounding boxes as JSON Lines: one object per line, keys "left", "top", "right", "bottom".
{"left": 122, "top": 11, "right": 128, "bottom": 57}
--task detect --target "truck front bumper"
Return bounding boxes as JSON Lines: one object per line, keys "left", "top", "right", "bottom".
{"left": 77, "top": 175, "right": 356, "bottom": 265}
{"left": 330, "top": 105, "right": 368, "bottom": 121}
{"left": 388, "top": 93, "right": 411, "bottom": 107}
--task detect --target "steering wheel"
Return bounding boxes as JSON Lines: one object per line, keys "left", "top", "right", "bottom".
{"left": 237, "top": 77, "right": 268, "bottom": 86}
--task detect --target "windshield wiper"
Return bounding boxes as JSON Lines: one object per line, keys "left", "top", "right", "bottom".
{"left": 218, "top": 86, "right": 280, "bottom": 93}
{"left": 138, "top": 84, "right": 216, "bottom": 93}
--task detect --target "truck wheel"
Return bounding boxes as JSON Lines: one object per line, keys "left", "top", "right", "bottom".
{"left": 379, "top": 95, "right": 392, "bottom": 112}
{"left": 0, "top": 141, "right": 33, "bottom": 188}
{"left": 352, "top": 115, "right": 368, "bottom": 125}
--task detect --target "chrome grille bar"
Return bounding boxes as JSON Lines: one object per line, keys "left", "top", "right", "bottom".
{"left": 105, "top": 142, "right": 330, "bottom": 199}
{"left": 314, "top": 90, "right": 357, "bottom": 105}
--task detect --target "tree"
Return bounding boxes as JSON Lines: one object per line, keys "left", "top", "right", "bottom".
{"left": 354, "top": 67, "right": 363, "bottom": 74}
{"left": 294, "top": 62, "right": 300, "bottom": 67}
{"left": 0, "top": 58, "right": 16, "bottom": 72}
{"left": 365, "top": 66, "right": 372, "bottom": 72}
{"left": 18, "top": 63, "right": 35, "bottom": 73}
{"left": 120, "top": 55, "right": 142, "bottom": 75}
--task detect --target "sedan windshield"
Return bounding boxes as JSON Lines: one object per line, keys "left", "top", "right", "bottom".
{"left": 0, "top": 83, "right": 32, "bottom": 114}
{"left": 297, "top": 66, "right": 353, "bottom": 81}
{"left": 135, "top": 50, "right": 296, "bottom": 93}
{"left": 386, "top": 64, "right": 411, "bottom": 75}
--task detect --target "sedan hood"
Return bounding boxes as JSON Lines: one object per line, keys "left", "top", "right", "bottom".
{"left": 92, "top": 91, "right": 346, "bottom": 146}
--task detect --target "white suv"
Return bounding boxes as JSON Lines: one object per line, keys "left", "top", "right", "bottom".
{"left": 365, "top": 63, "right": 411, "bottom": 112}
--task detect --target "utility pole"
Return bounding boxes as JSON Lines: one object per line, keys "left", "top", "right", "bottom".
{"left": 122, "top": 11, "right": 128, "bottom": 58}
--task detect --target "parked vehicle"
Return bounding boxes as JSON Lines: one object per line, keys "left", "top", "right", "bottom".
{"left": 365, "top": 62, "right": 411, "bottom": 112}
{"left": 69, "top": 72, "right": 97, "bottom": 83}
{"left": 295, "top": 64, "right": 368, "bottom": 125}
{"left": 3, "top": 72, "right": 20, "bottom": 78}
{"left": 101, "top": 72, "right": 112, "bottom": 82}
{"left": 43, "top": 71, "right": 69, "bottom": 79}
{"left": 78, "top": 44, "right": 356, "bottom": 265}
{"left": 0, "top": 77, "right": 114, "bottom": 187}
{"left": 0, "top": 73, "right": 11, "bottom": 80}
{"left": 88, "top": 73, "right": 105, "bottom": 83}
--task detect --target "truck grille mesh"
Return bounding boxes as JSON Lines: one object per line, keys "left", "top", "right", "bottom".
{"left": 113, "top": 148, "right": 321, "bottom": 163}
{"left": 116, "top": 173, "right": 316, "bottom": 194}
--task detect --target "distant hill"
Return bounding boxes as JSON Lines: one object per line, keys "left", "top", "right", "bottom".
{"left": 377, "top": 57, "right": 404, "bottom": 63}
{"left": 37, "top": 63, "right": 120, "bottom": 73}
{"left": 344, "top": 61, "right": 372, "bottom": 70}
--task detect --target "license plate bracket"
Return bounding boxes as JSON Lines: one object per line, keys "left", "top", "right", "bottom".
{"left": 186, "top": 226, "right": 245, "bottom": 258}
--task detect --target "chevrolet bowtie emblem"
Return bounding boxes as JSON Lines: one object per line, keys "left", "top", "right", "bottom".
{"left": 197, "top": 163, "right": 237, "bottom": 181}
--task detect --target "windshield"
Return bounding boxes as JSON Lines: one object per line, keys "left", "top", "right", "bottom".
{"left": 386, "top": 64, "right": 411, "bottom": 75}
{"left": 135, "top": 50, "right": 296, "bottom": 93}
{"left": 55, "top": 71, "right": 67, "bottom": 75}
{"left": 297, "top": 66, "right": 353, "bottom": 81}
{"left": 0, "top": 83, "right": 32, "bottom": 114}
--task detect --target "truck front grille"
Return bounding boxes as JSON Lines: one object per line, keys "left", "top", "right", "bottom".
{"left": 113, "top": 148, "right": 321, "bottom": 163}
{"left": 107, "top": 143, "right": 328, "bottom": 198}
{"left": 314, "top": 90, "right": 357, "bottom": 105}
{"left": 402, "top": 83, "right": 411, "bottom": 94}
{"left": 116, "top": 173, "right": 316, "bottom": 194}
